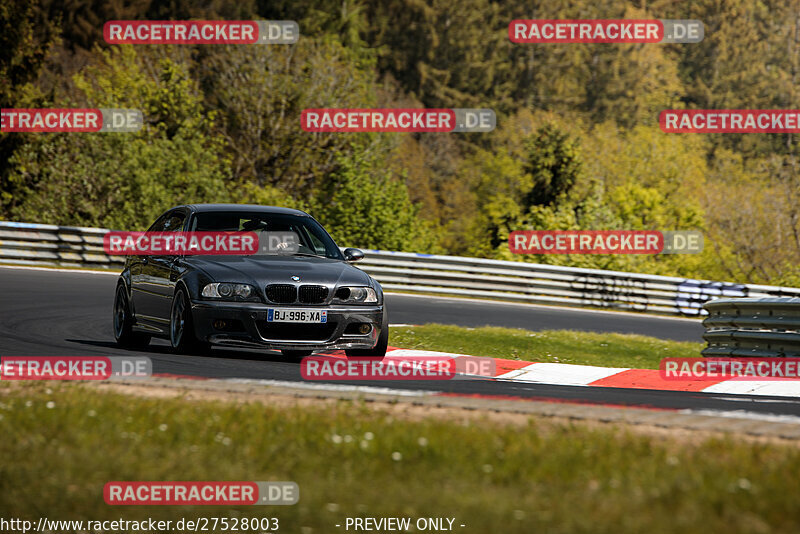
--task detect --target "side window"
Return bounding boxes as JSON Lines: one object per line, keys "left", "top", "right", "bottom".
{"left": 147, "top": 213, "right": 170, "bottom": 232}
{"left": 147, "top": 211, "right": 186, "bottom": 232}
{"left": 163, "top": 212, "right": 186, "bottom": 232}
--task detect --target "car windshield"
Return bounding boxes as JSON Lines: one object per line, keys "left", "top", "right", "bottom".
{"left": 189, "top": 211, "right": 344, "bottom": 260}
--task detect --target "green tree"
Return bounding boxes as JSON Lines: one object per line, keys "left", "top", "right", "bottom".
{"left": 0, "top": 0, "right": 60, "bottom": 216}
{"left": 196, "top": 37, "right": 380, "bottom": 198}
{"left": 311, "top": 150, "right": 437, "bottom": 252}
{"left": 8, "top": 46, "right": 230, "bottom": 230}
{"left": 523, "top": 123, "right": 583, "bottom": 208}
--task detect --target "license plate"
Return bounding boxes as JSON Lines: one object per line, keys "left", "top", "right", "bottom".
{"left": 267, "top": 309, "right": 328, "bottom": 323}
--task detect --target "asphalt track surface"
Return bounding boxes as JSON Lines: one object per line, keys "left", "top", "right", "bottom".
{"left": 2, "top": 265, "right": 800, "bottom": 417}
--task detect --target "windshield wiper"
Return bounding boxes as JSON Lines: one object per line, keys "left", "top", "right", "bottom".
{"left": 290, "top": 252, "right": 327, "bottom": 258}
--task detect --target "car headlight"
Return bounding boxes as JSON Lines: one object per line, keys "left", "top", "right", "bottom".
{"left": 334, "top": 286, "right": 378, "bottom": 304}
{"left": 202, "top": 283, "right": 258, "bottom": 301}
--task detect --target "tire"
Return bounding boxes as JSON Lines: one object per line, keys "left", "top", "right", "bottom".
{"left": 170, "top": 287, "right": 210, "bottom": 354}
{"left": 113, "top": 284, "right": 151, "bottom": 349}
{"left": 345, "top": 307, "right": 388, "bottom": 358}
{"left": 282, "top": 349, "right": 313, "bottom": 360}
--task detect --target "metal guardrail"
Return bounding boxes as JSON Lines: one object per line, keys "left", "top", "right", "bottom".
{"left": 354, "top": 252, "right": 800, "bottom": 317}
{"left": 702, "top": 298, "right": 800, "bottom": 357}
{"left": 0, "top": 221, "right": 123, "bottom": 269}
{"left": 3, "top": 220, "right": 800, "bottom": 317}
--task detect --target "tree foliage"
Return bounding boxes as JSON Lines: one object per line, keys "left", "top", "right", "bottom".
{"left": 8, "top": 46, "right": 229, "bottom": 229}
{"left": 311, "top": 149, "right": 438, "bottom": 251}
{"left": 4, "top": 0, "right": 800, "bottom": 283}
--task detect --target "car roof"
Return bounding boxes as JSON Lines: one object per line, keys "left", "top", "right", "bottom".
{"left": 177, "top": 204, "right": 310, "bottom": 217}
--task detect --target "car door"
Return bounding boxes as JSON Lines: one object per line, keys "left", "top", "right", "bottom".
{"left": 130, "top": 212, "right": 169, "bottom": 328}
{"left": 132, "top": 210, "right": 188, "bottom": 328}
{"left": 143, "top": 210, "right": 188, "bottom": 325}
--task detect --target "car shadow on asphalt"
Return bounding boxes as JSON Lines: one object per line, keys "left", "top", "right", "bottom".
{"left": 65, "top": 338, "right": 294, "bottom": 364}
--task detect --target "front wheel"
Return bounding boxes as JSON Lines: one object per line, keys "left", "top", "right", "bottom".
{"left": 170, "top": 288, "right": 210, "bottom": 354}
{"left": 113, "top": 284, "right": 150, "bottom": 349}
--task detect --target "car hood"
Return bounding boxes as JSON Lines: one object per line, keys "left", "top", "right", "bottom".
{"left": 184, "top": 255, "right": 374, "bottom": 287}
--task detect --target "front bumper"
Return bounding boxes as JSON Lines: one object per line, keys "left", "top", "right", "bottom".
{"left": 190, "top": 300, "right": 383, "bottom": 351}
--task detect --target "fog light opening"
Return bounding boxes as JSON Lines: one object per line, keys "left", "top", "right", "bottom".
{"left": 213, "top": 319, "right": 228, "bottom": 330}
{"left": 344, "top": 322, "right": 373, "bottom": 335}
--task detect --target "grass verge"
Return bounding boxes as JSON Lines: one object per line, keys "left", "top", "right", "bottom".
{"left": 0, "top": 383, "right": 798, "bottom": 534}
{"left": 389, "top": 324, "right": 703, "bottom": 369}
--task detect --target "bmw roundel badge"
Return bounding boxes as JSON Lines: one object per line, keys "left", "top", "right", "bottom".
{"left": 291, "top": 276, "right": 300, "bottom": 281}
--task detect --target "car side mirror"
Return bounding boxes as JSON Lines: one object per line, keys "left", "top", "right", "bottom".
{"left": 343, "top": 248, "right": 364, "bottom": 262}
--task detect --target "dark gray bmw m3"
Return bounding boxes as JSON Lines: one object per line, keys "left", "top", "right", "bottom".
{"left": 112, "top": 204, "right": 387, "bottom": 358}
